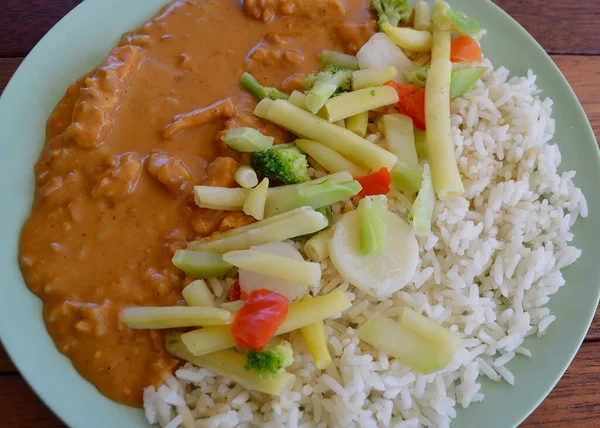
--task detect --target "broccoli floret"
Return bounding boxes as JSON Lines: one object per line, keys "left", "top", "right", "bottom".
{"left": 370, "top": 0, "right": 413, "bottom": 29}
{"left": 251, "top": 144, "right": 309, "bottom": 184}
{"left": 240, "top": 72, "right": 289, "bottom": 101}
{"left": 301, "top": 65, "right": 352, "bottom": 114}
{"left": 302, "top": 65, "right": 352, "bottom": 91}
{"left": 244, "top": 341, "right": 294, "bottom": 379}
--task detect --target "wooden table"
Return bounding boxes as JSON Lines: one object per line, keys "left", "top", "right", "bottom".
{"left": 1, "top": 0, "right": 599, "bottom": 426}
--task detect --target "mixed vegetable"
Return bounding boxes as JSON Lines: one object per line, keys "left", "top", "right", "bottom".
{"left": 120, "top": 0, "right": 483, "bottom": 396}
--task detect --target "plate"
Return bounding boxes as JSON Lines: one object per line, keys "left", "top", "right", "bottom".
{"left": 0, "top": 1, "right": 598, "bottom": 427}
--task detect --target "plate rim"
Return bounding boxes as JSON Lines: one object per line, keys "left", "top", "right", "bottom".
{"left": 0, "top": 0, "right": 598, "bottom": 427}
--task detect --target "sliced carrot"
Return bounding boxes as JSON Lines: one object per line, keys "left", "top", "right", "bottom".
{"left": 385, "top": 81, "right": 426, "bottom": 130}
{"left": 450, "top": 36, "right": 482, "bottom": 63}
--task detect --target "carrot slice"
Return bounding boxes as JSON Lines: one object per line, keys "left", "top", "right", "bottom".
{"left": 450, "top": 36, "right": 482, "bottom": 63}
{"left": 355, "top": 167, "right": 392, "bottom": 198}
{"left": 385, "top": 81, "right": 426, "bottom": 130}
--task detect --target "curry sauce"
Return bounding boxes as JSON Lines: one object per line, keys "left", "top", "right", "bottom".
{"left": 19, "top": 0, "right": 375, "bottom": 406}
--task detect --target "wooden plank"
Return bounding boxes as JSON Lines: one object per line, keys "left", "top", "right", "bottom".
{"left": 522, "top": 341, "right": 600, "bottom": 426}
{"left": 0, "top": 58, "right": 22, "bottom": 94}
{"left": 493, "top": 0, "right": 600, "bottom": 54}
{"left": 0, "top": 1, "right": 598, "bottom": 56}
{"left": 0, "top": 1, "right": 82, "bottom": 57}
{"left": 0, "top": 375, "right": 65, "bottom": 427}
{"left": 552, "top": 55, "right": 600, "bottom": 143}
{"left": 0, "top": 346, "right": 16, "bottom": 374}
{"left": 587, "top": 307, "right": 600, "bottom": 342}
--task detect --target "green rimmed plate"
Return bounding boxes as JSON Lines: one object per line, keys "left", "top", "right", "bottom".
{"left": 0, "top": 1, "right": 598, "bottom": 426}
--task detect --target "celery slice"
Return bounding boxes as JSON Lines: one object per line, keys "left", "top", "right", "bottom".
{"left": 319, "top": 50, "right": 360, "bottom": 71}
{"left": 221, "top": 127, "right": 274, "bottom": 152}
{"left": 172, "top": 250, "right": 232, "bottom": 278}
{"left": 384, "top": 114, "right": 422, "bottom": 194}
{"left": 358, "top": 195, "right": 389, "bottom": 256}
{"left": 450, "top": 66, "right": 487, "bottom": 98}
{"left": 358, "top": 311, "right": 459, "bottom": 374}
{"left": 409, "top": 163, "right": 435, "bottom": 236}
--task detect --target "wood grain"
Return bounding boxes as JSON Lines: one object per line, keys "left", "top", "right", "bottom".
{"left": 0, "top": 347, "right": 16, "bottom": 374}
{"left": 0, "top": 1, "right": 82, "bottom": 57}
{"left": 553, "top": 56, "right": 600, "bottom": 142}
{"left": 522, "top": 341, "right": 600, "bottom": 426}
{"left": 588, "top": 307, "right": 600, "bottom": 342}
{"left": 0, "top": 376, "right": 64, "bottom": 427}
{"left": 0, "top": 58, "right": 22, "bottom": 93}
{"left": 492, "top": 0, "right": 600, "bottom": 54}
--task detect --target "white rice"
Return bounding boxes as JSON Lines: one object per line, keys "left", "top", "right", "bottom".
{"left": 143, "top": 59, "right": 588, "bottom": 427}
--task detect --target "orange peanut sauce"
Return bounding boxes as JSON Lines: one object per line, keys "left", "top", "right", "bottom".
{"left": 19, "top": 0, "right": 375, "bottom": 406}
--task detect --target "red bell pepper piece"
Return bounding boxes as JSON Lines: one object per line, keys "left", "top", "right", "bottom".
{"left": 355, "top": 167, "right": 392, "bottom": 198}
{"left": 231, "top": 289, "right": 288, "bottom": 350}
{"left": 385, "top": 81, "right": 426, "bottom": 130}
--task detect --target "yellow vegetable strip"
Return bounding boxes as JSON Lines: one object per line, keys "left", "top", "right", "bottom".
{"left": 414, "top": 0, "right": 432, "bottom": 31}
{"left": 425, "top": 10, "right": 464, "bottom": 201}
{"left": 182, "top": 291, "right": 351, "bottom": 355}
{"left": 431, "top": 1, "right": 451, "bottom": 62}
{"left": 400, "top": 307, "right": 461, "bottom": 353}
{"left": 220, "top": 300, "right": 245, "bottom": 313}
{"left": 193, "top": 186, "right": 247, "bottom": 211}
{"left": 425, "top": 58, "right": 463, "bottom": 200}
{"left": 322, "top": 86, "right": 399, "bottom": 123}
{"left": 295, "top": 139, "right": 368, "bottom": 176}
{"left": 243, "top": 177, "right": 269, "bottom": 220}
{"left": 288, "top": 90, "right": 309, "bottom": 110}
{"left": 194, "top": 173, "right": 353, "bottom": 212}
{"left": 299, "top": 295, "right": 332, "bottom": 370}
{"left": 383, "top": 114, "right": 422, "bottom": 194}
{"left": 187, "top": 206, "right": 328, "bottom": 253}
{"left": 253, "top": 98, "right": 274, "bottom": 119}
{"left": 266, "top": 100, "right": 397, "bottom": 171}
{"left": 304, "top": 229, "right": 333, "bottom": 263}
{"left": 382, "top": 23, "right": 432, "bottom": 53}
{"left": 166, "top": 333, "right": 296, "bottom": 396}
{"left": 119, "top": 306, "right": 232, "bottom": 329}
{"left": 234, "top": 165, "right": 259, "bottom": 189}
{"left": 223, "top": 250, "right": 321, "bottom": 286}
{"left": 345, "top": 111, "right": 369, "bottom": 137}
{"left": 351, "top": 66, "right": 398, "bottom": 90}
{"left": 358, "top": 312, "right": 455, "bottom": 374}
{"left": 182, "top": 280, "right": 216, "bottom": 307}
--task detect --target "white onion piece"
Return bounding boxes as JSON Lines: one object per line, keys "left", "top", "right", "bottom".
{"left": 357, "top": 33, "right": 413, "bottom": 83}
{"left": 238, "top": 242, "right": 308, "bottom": 302}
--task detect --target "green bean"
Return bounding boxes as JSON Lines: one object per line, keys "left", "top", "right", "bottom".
{"left": 322, "top": 86, "right": 399, "bottom": 123}
{"left": 266, "top": 100, "right": 397, "bottom": 171}
{"left": 352, "top": 66, "right": 398, "bottom": 90}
